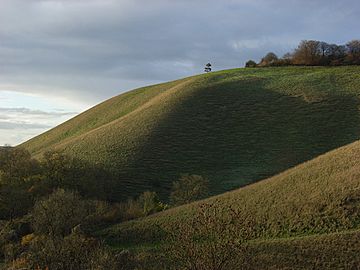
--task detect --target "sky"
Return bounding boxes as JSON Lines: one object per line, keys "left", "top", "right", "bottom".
{"left": 0, "top": 0, "right": 359, "bottom": 145}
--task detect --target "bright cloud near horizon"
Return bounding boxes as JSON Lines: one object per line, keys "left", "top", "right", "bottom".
{"left": 1, "top": 0, "right": 359, "bottom": 145}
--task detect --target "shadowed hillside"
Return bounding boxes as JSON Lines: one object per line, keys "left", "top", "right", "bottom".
{"left": 101, "top": 137, "right": 360, "bottom": 245}
{"left": 22, "top": 66, "right": 360, "bottom": 200}
{"left": 98, "top": 136, "right": 360, "bottom": 268}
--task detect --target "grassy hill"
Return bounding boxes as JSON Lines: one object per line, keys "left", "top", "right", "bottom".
{"left": 99, "top": 137, "right": 360, "bottom": 268}
{"left": 22, "top": 66, "right": 360, "bottom": 200}
{"left": 240, "top": 229, "right": 360, "bottom": 269}
{"left": 101, "top": 138, "right": 360, "bottom": 244}
{"left": 108, "top": 229, "right": 360, "bottom": 269}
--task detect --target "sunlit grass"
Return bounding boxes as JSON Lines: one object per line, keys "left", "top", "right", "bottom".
{"left": 101, "top": 138, "right": 360, "bottom": 245}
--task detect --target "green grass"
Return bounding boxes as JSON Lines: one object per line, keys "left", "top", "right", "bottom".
{"left": 98, "top": 136, "right": 360, "bottom": 268}
{"left": 109, "top": 229, "right": 360, "bottom": 269}
{"left": 20, "top": 66, "right": 360, "bottom": 268}
{"left": 22, "top": 66, "right": 360, "bottom": 200}
{"left": 101, "top": 138, "right": 360, "bottom": 245}
{"left": 240, "top": 229, "right": 360, "bottom": 269}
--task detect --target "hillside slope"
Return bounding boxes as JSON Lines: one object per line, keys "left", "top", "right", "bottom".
{"left": 116, "top": 229, "right": 360, "bottom": 269}
{"left": 22, "top": 66, "right": 360, "bottom": 200}
{"left": 102, "top": 137, "right": 360, "bottom": 245}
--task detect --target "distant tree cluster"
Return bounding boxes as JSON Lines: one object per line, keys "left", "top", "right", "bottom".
{"left": 246, "top": 39, "right": 360, "bottom": 67}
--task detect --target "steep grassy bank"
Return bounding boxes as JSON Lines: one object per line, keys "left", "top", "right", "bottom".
{"left": 240, "top": 229, "right": 360, "bottom": 269}
{"left": 101, "top": 138, "right": 360, "bottom": 245}
{"left": 110, "top": 229, "right": 360, "bottom": 269}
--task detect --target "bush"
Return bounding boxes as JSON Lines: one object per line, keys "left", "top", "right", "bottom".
{"left": 138, "top": 191, "right": 167, "bottom": 216}
{"left": 0, "top": 148, "right": 39, "bottom": 182}
{"left": 109, "top": 191, "right": 168, "bottom": 223}
{"left": 0, "top": 184, "right": 33, "bottom": 220}
{"left": 40, "top": 151, "right": 111, "bottom": 200}
{"left": 259, "top": 52, "right": 278, "bottom": 66}
{"left": 245, "top": 60, "right": 257, "bottom": 68}
{"left": 170, "top": 174, "right": 209, "bottom": 206}
{"left": 25, "top": 234, "right": 120, "bottom": 270}
{"left": 31, "top": 189, "right": 90, "bottom": 237}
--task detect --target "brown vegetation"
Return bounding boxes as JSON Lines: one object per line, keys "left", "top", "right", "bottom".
{"left": 246, "top": 39, "right": 360, "bottom": 67}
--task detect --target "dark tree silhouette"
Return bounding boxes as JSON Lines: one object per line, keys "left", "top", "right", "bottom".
{"left": 245, "top": 60, "right": 257, "bottom": 68}
{"left": 204, "top": 63, "right": 212, "bottom": 72}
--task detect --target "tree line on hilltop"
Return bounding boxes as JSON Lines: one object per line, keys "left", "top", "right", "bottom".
{"left": 246, "top": 39, "right": 360, "bottom": 67}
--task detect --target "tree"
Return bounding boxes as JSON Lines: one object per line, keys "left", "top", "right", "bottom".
{"left": 26, "top": 233, "right": 120, "bottom": 270}
{"left": 292, "top": 40, "right": 321, "bottom": 65}
{"left": 0, "top": 183, "right": 32, "bottom": 220}
{"left": 245, "top": 60, "right": 257, "bottom": 68}
{"left": 259, "top": 52, "right": 278, "bottom": 66}
{"left": 0, "top": 147, "right": 39, "bottom": 182}
{"left": 0, "top": 148, "right": 38, "bottom": 220}
{"left": 346, "top": 40, "right": 360, "bottom": 64}
{"left": 165, "top": 202, "right": 243, "bottom": 269}
{"left": 138, "top": 191, "right": 166, "bottom": 216}
{"left": 204, "top": 63, "right": 212, "bottom": 72}
{"left": 170, "top": 174, "right": 209, "bottom": 206}
{"left": 31, "top": 189, "right": 90, "bottom": 237}
{"left": 40, "top": 151, "right": 109, "bottom": 200}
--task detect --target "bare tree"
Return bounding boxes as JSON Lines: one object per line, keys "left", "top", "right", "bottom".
{"left": 346, "top": 40, "right": 360, "bottom": 64}
{"left": 292, "top": 40, "right": 321, "bottom": 65}
{"left": 259, "top": 52, "right": 278, "bottom": 66}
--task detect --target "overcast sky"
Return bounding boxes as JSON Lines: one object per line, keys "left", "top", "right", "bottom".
{"left": 1, "top": 0, "right": 359, "bottom": 145}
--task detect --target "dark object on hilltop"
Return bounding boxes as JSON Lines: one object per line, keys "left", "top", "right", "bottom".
{"left": 245, "top": 60, "right": 257, "bottom": 68}
{"left": 204, "top": 63, "right": 212, "bottom": 72}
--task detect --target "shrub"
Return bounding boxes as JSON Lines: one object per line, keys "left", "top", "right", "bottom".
{"left": 259, "top": 52, "right": 278, "bottom": 66}
{"left": 170, "top": 174, "right": 209, "bottom": 206}
{"left": 26, "top": 234, "right": 120, "bottom": 270}
{"left": 0, "top": 184, "right": 33, "bottom": 220}
{"left": 40, "top": 151, "right": 110, "bottom": 200}
{"left": 31, "top": 189, "right": 90, "bottom": 237}
{"left": 21, "top": 234, "right": 35, "bottom": 246}
{"left": 0, "top": 147, "right": 39, "bottom": 181}
{"left": 138, "top": 191, "right": 167, "bottom": 216}
{"left": 109, "top": 191, "right": 168, "bottom": 223}
{"left": 245, "top": 60, "right": 257, "bottom": 68}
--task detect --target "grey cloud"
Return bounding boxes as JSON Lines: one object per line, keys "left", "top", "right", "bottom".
{"left": 0, "top": 0, "right": 359, "bottom": 104}
{"left": 0, "top": 105, "right": 77, "bottom": 145}
{"left": 0, "top": 121, "right": 51, "bottom": 130}
{"left": 0, "top": 107, "right": 77, "bottom": 117}
{"left": 0, "top": 115, "right": 10, "bottom": 120}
